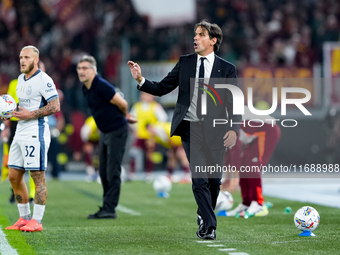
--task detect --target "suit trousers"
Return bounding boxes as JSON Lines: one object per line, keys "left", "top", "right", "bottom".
{"left": 99, "top": 124, "right": 128, "bottom": 213}
{"left": 179, "top": 120, "right": 224, "bottom": 230}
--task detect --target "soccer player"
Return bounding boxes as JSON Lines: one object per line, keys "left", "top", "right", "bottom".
{"left": 3, "top": 45, "right": 60, "bottom": 232}
{"left": 2, "top": 65, "right": 40, "bottom": 205}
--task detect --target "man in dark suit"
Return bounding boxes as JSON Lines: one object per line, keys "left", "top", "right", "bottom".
{"left": 128, "top": 20, "right": 241, "bottom": 240}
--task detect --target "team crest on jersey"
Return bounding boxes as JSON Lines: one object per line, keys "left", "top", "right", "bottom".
{"left": 26, "top": 86, "right": 32, "bottom": 95}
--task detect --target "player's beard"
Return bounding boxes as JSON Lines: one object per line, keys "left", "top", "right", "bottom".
{"left": 21, "top": 60, "right": 35, "bottom": 74}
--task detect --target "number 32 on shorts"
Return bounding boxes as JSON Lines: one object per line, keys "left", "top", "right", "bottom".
{"left": 23, "top": 142, "right": 41, "bottom": 169}
{"left": 25, "top": 145, "right": 35, "bottom": 157}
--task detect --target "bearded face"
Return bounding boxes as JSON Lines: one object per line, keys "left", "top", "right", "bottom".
{"left": 21, "top": 59, "right": 35, "bottom": 74}
{"left": 19, "top": 48, "right": 38, "bottom": 75}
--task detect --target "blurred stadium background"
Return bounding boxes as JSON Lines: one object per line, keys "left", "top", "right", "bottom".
{"left": 1, "top": 2, "right": 340, "bottom": 254}
{"left": 0, "top": 0, "right": 340, "bottom": 173}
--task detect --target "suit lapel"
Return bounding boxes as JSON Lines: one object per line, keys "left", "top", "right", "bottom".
{"left": 208, "top": 55, "right": 223, "bottom": 97}
{"left": 189, "top": 54, "right": 198, "bottom": 100}
{"left": 210, "top": 55, "right": 223, "bottom": 78}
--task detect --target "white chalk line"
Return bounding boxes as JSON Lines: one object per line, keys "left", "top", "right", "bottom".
{"left": 116, "top": 205, "right": 141, "bottom": 216}
{"left": 0, "top": 227, "right": 19, "bottom": 255}
{"left": 219, "top": 248, "right": 237, "bottom": 251}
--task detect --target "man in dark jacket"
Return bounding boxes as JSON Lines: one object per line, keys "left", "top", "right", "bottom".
{"left": 128, "top": 20, "right": 241, "bottom": 239}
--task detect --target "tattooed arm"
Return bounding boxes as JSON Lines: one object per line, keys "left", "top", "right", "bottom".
{"left": 12, "top": 97, "right": 60, "bottom": 121}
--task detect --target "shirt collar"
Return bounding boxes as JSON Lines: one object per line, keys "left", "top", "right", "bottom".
{"left": 92, "top": 75, "right": 99, "bottom": 87}
{"left": 83, "top": 75, "right": 98, "bottom": 92}
{"left": 197, "top": 51, "right": 215, "bottom": 64}
{"left": 23, "top": 69, "right": 41, "bottom": 81}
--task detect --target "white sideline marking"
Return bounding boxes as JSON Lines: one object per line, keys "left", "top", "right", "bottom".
{"left": 196, "top": 240, "right": 216, "bottom": 243}
{"left": 228, "top": 253, "right": 249, "bottom": 255}
{"left": 207, "top": 244, "right": 225, "bottom": 247}
{"left": 0, "top": 228, "right": 19, "bottom": 255}
{"left": 116, "top": 205, "right": 141, "bottom": 216}
{"left": 219, "top": 248, "right": 236, "bottom": 252}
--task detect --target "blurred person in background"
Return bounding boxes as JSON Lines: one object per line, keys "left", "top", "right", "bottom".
{"left": 129, "top": 91, "right": 168, "bottom": 182}
{"left": 147, "top": 121, "right": 190, "bottom": 183}
{"left": 81, "top": 116, "right": 100, "bottom": 182}
{"left": 77, "top": 55, "right": 136, "bottom": 219}
{"left": 223, "top": 106, "right": 281, "bottom": 218}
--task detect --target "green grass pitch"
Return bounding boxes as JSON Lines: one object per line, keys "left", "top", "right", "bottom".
{"left": 0, "top": 179, "right": 339, "bottom": 255}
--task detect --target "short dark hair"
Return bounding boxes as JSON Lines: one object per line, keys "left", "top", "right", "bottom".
{"left": 194, "top": 20, "right": 223, "bottom": 52}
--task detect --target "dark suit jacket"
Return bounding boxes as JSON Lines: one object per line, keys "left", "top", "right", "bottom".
{"left": 138, "top": 53, "right": 242, "bottom": 149}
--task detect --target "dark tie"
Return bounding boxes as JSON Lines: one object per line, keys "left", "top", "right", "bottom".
{"left": 196, "top": 57, "right": 206, "bottom": 119}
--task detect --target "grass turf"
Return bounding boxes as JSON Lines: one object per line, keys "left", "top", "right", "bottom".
{"left": 0, "top": 179, "right": 339, "bottom": 255}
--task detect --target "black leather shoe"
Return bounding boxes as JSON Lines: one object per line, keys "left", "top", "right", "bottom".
{"left": 196, "top": 215, "right": 206, "bottom": 239}
{"left": 197, "top": 215, "right": 203, "bottom": 226}
{"left": 201, "top": 228, "right": 216, "bottom": 240}
{"left": 87, "top": 207, "right": 117, "bottom": 219}
{"left": 196, "top": 229, "right": 204, "bottom": 239}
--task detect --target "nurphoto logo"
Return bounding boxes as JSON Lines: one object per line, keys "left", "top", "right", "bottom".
{"left": 197, "top": 82, "right": 312, "bottom": 128}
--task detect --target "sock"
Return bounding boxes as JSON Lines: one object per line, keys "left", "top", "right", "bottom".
{"left": 182, "top": 166, "right": 190, "bottom": 173}
{"left": 17, "top": 203, "right": 31, "bottom": 221}
{"left": 32, "top": 204, "right": 46, "bottom": 224}
{"left": 146, "top": 157, "right": 154, "bottom": 173}
{"left": 130, "top": 158, "right": 136, "bottom": 173}
{"left": 167, "top": 167, "right": 174, "bottom": 175}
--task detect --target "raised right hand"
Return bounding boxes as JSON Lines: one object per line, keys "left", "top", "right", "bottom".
{"left": 127, "top": 61, "right": 143, "bottom": 84}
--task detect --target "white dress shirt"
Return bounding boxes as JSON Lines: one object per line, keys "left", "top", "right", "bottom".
{"left": 184, "top": 52, "right": 215, "bottom": 121}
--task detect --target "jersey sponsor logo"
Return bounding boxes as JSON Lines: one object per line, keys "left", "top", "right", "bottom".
{"left": 19, "top": 98, "right": 30, "bottom": 103}
{"left": 47, "top": 83, "right": 52, "bottom": 88}
{"left": 26, "top": 86, "right": 32, "bottom": 95}
{"left": 18, "top": 98, "right": 31, "bottom": 107}
{"left": 45, "top": 88, "right": 55, "bottom": 93}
